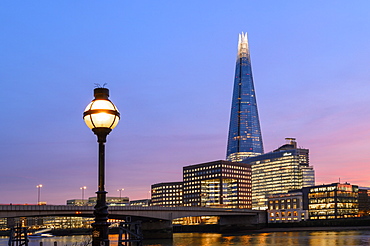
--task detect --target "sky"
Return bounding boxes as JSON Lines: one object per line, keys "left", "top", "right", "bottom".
{"left": 1, "top": 1, "right": 370, "bottom": 205}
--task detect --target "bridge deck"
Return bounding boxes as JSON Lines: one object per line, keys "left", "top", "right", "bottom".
{"left": 0, "top": 205, "right": 262, "bottom": 220}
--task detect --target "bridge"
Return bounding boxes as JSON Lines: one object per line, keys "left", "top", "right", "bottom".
{"left": 0, "top": 205, "right": 266, "bottom": 238}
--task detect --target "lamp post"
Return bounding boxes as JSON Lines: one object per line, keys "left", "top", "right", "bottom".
{"left": 80, "top": 186, "right": 87, "bottom": 202}
{"left": 36, "top": 184, "right": 42, "bottom": 205}
{"left": 83, "top": 87, "right": 120, "bottom": 246}
{"left": 117, "top": 188, "right": 124, "bottom": 199}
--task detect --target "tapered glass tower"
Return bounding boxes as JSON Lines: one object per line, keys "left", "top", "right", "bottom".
{"left": 226, "top": 32, "right": 264, "bottom": 162}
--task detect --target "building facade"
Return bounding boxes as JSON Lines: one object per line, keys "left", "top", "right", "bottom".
{"left": 151, "top": 182, "right": 183, "bottom": 207}
{"left": 129, "top": 199, "right": 152, "bottom": 207}
{"left": 243, "top": 138, "right": 315, "bottom": 210}
{"left": 267, "top": 191, "right": 308, "bottom": 223}
{"left": 304, "top": 183, "right": 359, "bottom": 220}
{"left": 86, "top": 197, "right": 129, "bottom": 206}
{"left": 358, "top": 188, "right": 370, "bottom": 216}
{"left": 183, "top": 160, "right": 252, "bottom": 209}
{"left": 66, "top": 199, "right": 87, "bottom": 206}
{"left": 226, "top": 32, "right": 264, "bottom": 162}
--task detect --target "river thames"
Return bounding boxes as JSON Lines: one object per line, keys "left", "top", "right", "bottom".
{"left": 2, "top": 230, "right": 370, "bottom": 246}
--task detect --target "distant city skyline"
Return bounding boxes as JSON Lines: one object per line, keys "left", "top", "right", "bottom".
{"left": 1, "top": 1, "right": 370, "bottom": 204}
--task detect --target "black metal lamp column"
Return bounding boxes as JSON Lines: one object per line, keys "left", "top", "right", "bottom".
{"left": 83, "top": 87, "right": 120, "bottom": 246}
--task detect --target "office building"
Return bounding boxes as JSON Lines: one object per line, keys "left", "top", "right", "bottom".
{"left": 304, "top": 183, "right": 359, "bottom": 220}
{"left": 86, "top": 197, "right": 129, "bottom": 206}
{"left": 243, "top": 138, "right": 315, "bottom": 210}
{"left": 129, "top": 199, "right": 152, "bottom": 207}
{"left": 267, "top": 190, "right": 308, "bottom": 223}
{"left": 66, "top": 199, "right": 87, "bottom": 206}
{"left": 226, "top": 32, "right": 264, "bottom": 162}
{"left": 151, "top": 182, "right": 183, "bottom": 207}
{"left": 358, "top": 188, "right": 370, "bottom": 216}
{"left": 183, "top": 160, "right": 252, "bottom": 209}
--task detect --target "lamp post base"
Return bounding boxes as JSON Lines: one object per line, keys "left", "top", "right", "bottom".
{"left": 92, "top": 223, "right": 110, "bottom": 246}
{"left": 92, "top": 191, "right": 110, "bottom": 246}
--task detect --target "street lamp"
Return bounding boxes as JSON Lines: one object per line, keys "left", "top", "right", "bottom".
{"left": 80, "top": 186, "right": 87, "bottom": 202}
{"left": 83, "top": 87, "right": 120, "bottom": 246}
{"left": 36, "top": 184, "right": 42, "bottom": 205}
{"left": 117, "top": 188, "right": 124, "bottom": 199}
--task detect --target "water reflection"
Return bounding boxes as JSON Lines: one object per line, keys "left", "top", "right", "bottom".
{"left": 1, "top": 230, "right": 370, "bottom": 246}
{"left": 169, "top": 230, "right": 370, "bottom": 246}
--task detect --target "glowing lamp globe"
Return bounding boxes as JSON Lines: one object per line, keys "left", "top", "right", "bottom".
{"left": 83, "top": 88, "right": 120, "bottom": 141}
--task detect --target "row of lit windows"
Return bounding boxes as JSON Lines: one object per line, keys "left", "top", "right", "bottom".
{"left": 152, "top": 190, "right": 182, "bottom": 194}
{"left": 252, "top": 156, "right": 297, "bottom": 165}
{"left": 223, "top": 174, "right": 249, "bottom": 179}
{"left": 155, "top": 201, "right": 182, "bottom": 205}
{"left": 156, "top": 197, "right": 182, "bottom": 201}
{"left": 270, "top": 204, "right": 300, "bottom": 210}
{"left": 184, "top": 165, "right": 221, "bottom": 173}
{"left": 270, "top": 211, "right": 304, "bottom": 217}
{"left": 184, "top": 164, "right": 249, "bottom": 173}
{"left": 269, "top": 198, "right": 298, "bottom": 203}
{"left": 152, "top": 193, "right": 182, "bottom": 197}
{"left": 184, "top": 174, "right": 221, "bottom": 181}
{"left": 309, "top": 209, "right": 358, "bottom": 216}
{"left": 309, "top": 203, "right": 358, "bottom": 209}
{"left": 184, "top": 169, "right": 221, "bottom": 177}
{"left": 152, "top": 185, "right": 182, "bottom": 190}
{"left": 253, "top": 163, "right": 302, "bottom": 171}
{"left": 254, "top": 165, "right": 310, "bottom": 174}
{"left": 309, "top": 192, "right": 358, "bottom": 199}
{"left": 185, "top": 181, "right": 201, "bottom": 185}
{"left": 223, "top": 169, "right": 250, "bottom": 174}
{"left": 184, "top": 189, "right": 200, "bottom": 193}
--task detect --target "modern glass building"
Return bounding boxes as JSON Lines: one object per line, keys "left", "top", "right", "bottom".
{"left": 183, "top": 160, "right": 252, "bottom": 209}
{"left": 303, "top": 183, "right": 359, "bottom": 220}
{"left": 243, "top": 138, "right": 315, "bottom": 210}
{"left": 226, "top": 32, "right": 264, "bottom": 162}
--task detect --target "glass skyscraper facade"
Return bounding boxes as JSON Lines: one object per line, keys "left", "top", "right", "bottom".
{"left": 243, "top": 138, "right": 315, "bottom": 210}
{"left": 226, "top": 32, "right": 264, "bottom": 162}
{"left": 304, "top": 183, "right": 359, "bottom": 220}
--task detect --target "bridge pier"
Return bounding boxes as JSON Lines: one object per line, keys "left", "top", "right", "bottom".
{"left": 141, "top": 220, "right": 172, "bottom": 239}
{"left": 219, "top": 213, "right": 266, "bottom": 232}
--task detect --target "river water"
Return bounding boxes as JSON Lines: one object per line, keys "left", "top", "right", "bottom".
{"left": 2, "top": 230, "right": 370, "bottom": 246}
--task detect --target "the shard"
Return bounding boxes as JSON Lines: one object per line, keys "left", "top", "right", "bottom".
{"left": 226, "top": 32, "right": 264, "bottom": 162}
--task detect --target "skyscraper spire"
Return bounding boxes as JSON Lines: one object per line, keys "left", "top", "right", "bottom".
{"left": 226, "top": 32, "right": 264, "bottom": 162}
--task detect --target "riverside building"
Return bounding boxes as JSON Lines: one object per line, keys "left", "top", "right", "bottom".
{"left": 243, "top": 138, "right": 315, "bottom": 210}
{"left": 267, "top": 190, "right": 308, "bottom": 223}
{"left": 303, "top": 183, "right": 359, "bottom": 220}
{"left": 86, "top": 197, "right": 129, "bottom": 206}
{"left": 183, "top": 160, "right": 252, "bottom": 209}
{"left": 151, "top": 182, "right": 183, "bottom": 207}
{"left": 358, "top": 188, "right": 370, "bottom": 216}
{"left": 130, "top": 199, "right": 151, "bottom": 207}
{"left": 226, "top": 32, "right": 264, "bottom": 162}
